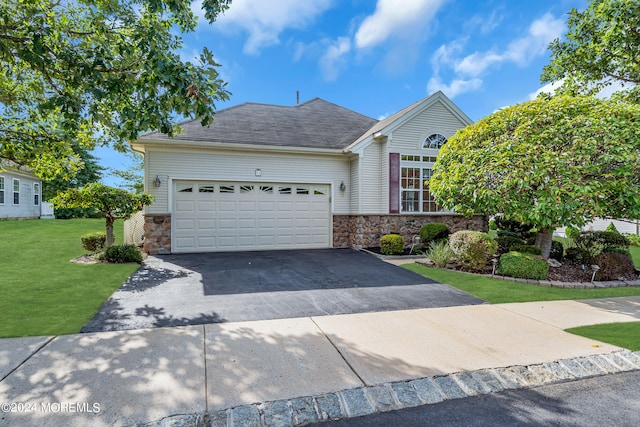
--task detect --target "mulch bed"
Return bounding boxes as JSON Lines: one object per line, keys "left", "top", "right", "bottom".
{"left": 366, "top": 247, "right": 638, "bottom": 283}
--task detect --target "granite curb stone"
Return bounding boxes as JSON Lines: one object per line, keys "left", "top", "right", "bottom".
{"left": 136, "top": 350, "right": 640, "bottom": 427}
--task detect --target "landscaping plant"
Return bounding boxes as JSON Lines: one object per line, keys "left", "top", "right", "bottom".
{"left": 593, "top": 252, "right": 636, "bottom": 281}
{"left": 420, "top": 223, "right": 450, "bottom": 246}
{"left": 52, "top": 183, "right": 153, "bottom": 247}
{"left": 509, "top": 244, "right": 542, "bottom": 256}
{"left": 380, "top": 234, "right": 404, "bottom": 256}
{"left": 102, "top": 244, "right": 144, "bottom": 264}
{"left": 498, "top": 252, "right": 549, "bottom": 280}
{"left": 448, "top": 230, "right": 497, "bottom": 272}
{"left": 426, "top": 240, "right": 456, "bottom": 268}
{"left": 81, "top": 232, "right": 108, "bottom": 252}
{"left": 430, "top": 95, "right": 640, "bottom": 259}
{"left": 573, "top": 230, "right": 630, "bottom": 262}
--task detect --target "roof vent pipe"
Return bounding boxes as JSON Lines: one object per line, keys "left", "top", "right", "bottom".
{"left": 296, "top": 90, "right": 299, "bottom": 105}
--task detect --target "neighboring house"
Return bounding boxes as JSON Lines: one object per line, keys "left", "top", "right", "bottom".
{"left": 0, "top": 161, "right": 42, "bottom": 219}
{"left": 556, "top": 219, "right": 640, "bottom": 237}
{"left": 131, "top": 91, "right": 486, "bottom": 254}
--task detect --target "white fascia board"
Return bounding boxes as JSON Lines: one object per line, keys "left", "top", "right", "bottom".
{"left": 132, "top": 139, "right": 345, "bottom": 157}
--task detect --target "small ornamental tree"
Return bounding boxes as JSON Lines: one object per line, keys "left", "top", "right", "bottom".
{"left": 52, "top": 183, "right": 153, "bottom": 247}
{"left": 430, "top": 96, "right": 640, "bottom": 259}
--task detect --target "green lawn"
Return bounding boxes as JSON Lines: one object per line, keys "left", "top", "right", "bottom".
{"left": 404, "top": 264, "right": 640, "bottom": 304}
{"left": 566, "top": 322, "right": 640, "bottom": 351}
{"left": 0, "top": 219, "right": 139, "bottom": 338}
{"left": 631, "top": 245, "right": 640, "bottom": 268}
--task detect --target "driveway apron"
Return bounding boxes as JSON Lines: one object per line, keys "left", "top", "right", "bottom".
{"left": 82, "top": 248, "right": 483, "bottom": 332}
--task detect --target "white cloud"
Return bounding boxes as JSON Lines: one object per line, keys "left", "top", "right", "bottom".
{"left": 354, "top": 0, "right": 448, "bottom": 49}
{"left": 427, "top": 76, "right": 482, "bottom": 98}
{"left": 503, "top": 13, "right": 564, "bottom": 65}
{"left": 428, "top": 12, "right": 564, "bottom": 99}
{"left": 454, "top": 13, "right": 564, "bottom": 77}
{"left": 319, "top": 37, "right": 351, "bottom": 81}
{"left": 528, "top": 80, "right": 564, "bottom": 100}
{"left": 528, "top": 79, "right": 633, "bottom": 100}
{"left": 196, "top": 0, "right": 333, "bottom": 55}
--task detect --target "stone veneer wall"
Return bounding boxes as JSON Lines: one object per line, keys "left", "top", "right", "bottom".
{"left": 143, "top": 214, "right": 172, "bottom": 255}
{"left": 333, "top": 214, "right": 488, "bottom": 248}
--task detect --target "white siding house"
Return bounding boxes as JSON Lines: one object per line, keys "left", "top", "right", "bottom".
{"left": 131, "top": 91, "right": 486, "bottom": 254}
{"left": 0, "top": 165, "right": 42, "bottom": 219}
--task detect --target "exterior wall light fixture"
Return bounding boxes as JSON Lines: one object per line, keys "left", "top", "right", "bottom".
{"left": 339, "top": 181, "right": 346, "bottom": 192}
{"left": 153, "top": 175, "right": 161, "bottom": 187}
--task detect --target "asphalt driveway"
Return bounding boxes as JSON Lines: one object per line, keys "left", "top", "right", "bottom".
{"left": 82, "top": 248, "right": 484, "bottom": 332}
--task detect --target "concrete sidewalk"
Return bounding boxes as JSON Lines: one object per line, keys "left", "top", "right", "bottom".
{"left": 1, "top": 296, "right": 640, "bottom": 427}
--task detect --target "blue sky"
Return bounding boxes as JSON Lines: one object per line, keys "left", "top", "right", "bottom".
{"left": 97, "top": 0, "right": 587, "bottom": 186}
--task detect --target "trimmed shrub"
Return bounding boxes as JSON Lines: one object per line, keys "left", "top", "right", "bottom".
{"left": 426, "top": 240, "right": 456, "bottom": 268}
{"left": 488, "top": 219, "right": 497, "bottom": 230}
{"left": 420, "top": 223, "right": 450, "bottom": 246}
{"left": 565, "top": 247, "right": 592, "bottom": 264}
{"left": 626, "top": 234, "right": 640, "bottom": 247}
{"left": 498, "top": 252, "right": 549, "bottom": 280}
{"left": 81, "top": 232, "right": 107, "bottom": 252}
{"left": 496, "top": 235, "right": 523, "bottom": 254}
{"left": 550, "top": 240, "right": 564, "bottom": 260}
{"left": 605, "top": 222, "right": 620, "bottom": 234}
{"left": 574, "top": 230, "right": 630, "bottom": 260}
{"left": 594, "top": 252, "right": 636, "bottom": 281}
{"left": 103, "top": 244, "right": 143, "bottom": 263}
{"left": 449, "top": 230, "right": 498, "bottom": 272}
{"left": 380, "top": 234, "right": 404, "bottom": 256}
{"left": 509, "top": 244, "right": 542, "bottom": 256}
{"left": 565, "top": 226, "right": 581, "bottom": 239}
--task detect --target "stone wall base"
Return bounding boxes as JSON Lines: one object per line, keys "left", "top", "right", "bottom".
{"left": 143, "top": 213, "right": 486, "bottom": 254}
{"left": 333, "top": 214, "right": 488, "bottom": 248}
{"left": 143, "top": 214, "right": 171, "bottom": 255}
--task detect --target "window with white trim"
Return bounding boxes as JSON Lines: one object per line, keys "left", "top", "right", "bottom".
{"left": 33, "top": 182, "right": 40, "bottom": 206}
{"left": 13, "top": 178, "right": 19, "bottom": 205}
{"left": 422, "top": 133, "right": 447, "bottom": 149}
{"left": 400, "top": 155, "right": 442, "bottom": 213}
{"left": 0, "top": 177, "right": 4, "bottom": 204}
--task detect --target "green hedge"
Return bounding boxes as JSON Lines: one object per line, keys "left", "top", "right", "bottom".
{"left": 81, "top": 232, "right": 107, "bottom": 252}
{"left": 420, "top": 223, "right": 450, "bottom": 245}
{"left": 509, "top": 244, "right": 541, "bottom": 256}
{"left": 102, "top": 244, "right": 143, "bottom": 263}
{"left": 380, "top": 234, "right": 404, "bottom": 256}
{"left": 498, "top": 251, "right": 549, "bottom": 280}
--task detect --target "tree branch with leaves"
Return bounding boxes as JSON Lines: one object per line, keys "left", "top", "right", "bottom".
{"left": 52, "top": 183, "right": 154, "bottom": 247}
{"left": 0, "top": 0, "right": 231, "bottom": 178}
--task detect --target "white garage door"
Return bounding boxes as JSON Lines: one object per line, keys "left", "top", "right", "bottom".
{"left": 172, "top": 181, "right": 331, "bottom": 253}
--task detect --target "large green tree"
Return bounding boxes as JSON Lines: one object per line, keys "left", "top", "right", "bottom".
{"left": 43, "top": 144, "right": 104, "bottom": 201}
{"left": 542, "top": 0, "right": 640, "bottom": 102}
{"left": 51, "top": 183, "right": 153, "bottom": 247}
{"left": 0, "top": 0, "right": 231, "bottom": 180}
{"left": 430, "top": 96, "right": 640, "bottom": 258}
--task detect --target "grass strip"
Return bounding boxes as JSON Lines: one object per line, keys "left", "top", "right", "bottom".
{"left": 403, "top": 263, "right": 640, "bottom": 304}
{"left": 566, "top": 322, "right": 640, "bottom": 351}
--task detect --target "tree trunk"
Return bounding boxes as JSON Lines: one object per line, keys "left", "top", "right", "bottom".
{"left": 535, "top": 227, "right": 554, "bottom": 259}
{"left": 105, "top": 217, "right": 115, "bottom": 247}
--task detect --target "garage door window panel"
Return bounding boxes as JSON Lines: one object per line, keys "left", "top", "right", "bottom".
{"left": 199, "top": 184, "right": 215, "bottom": 193}
{"left": 177, "top": 183, "right": 193, "bottom": 192}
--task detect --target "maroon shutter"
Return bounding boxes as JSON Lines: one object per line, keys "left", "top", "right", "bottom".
{"left": 389, "top": 153, "right": 400, "bottom": 214}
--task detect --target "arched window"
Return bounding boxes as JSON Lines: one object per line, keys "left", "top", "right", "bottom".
{"left": 422, "top": 133, "right": 447, "bottom": 149}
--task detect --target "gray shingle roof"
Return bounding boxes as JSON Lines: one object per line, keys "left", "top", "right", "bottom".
{"left": 139, "top": 98, "right": 378, "bottom": 150}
